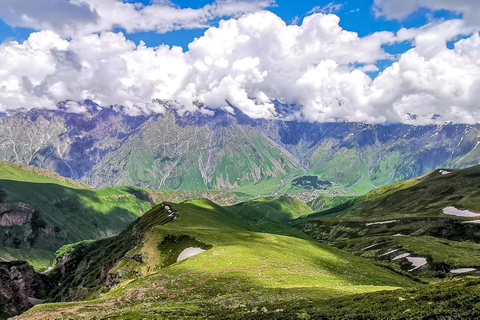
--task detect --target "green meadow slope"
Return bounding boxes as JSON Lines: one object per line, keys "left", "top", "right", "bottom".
{"left": 296, "top": 165, "right": 480, "bottom": 277}
{"left": 16, "top": 198, "right": 415, "bottom": 319}
{"left": 17, "top": 277, "right": 480, "bottom": 319}
{"left": 0, "top": 162, "right": 89, "bottom": 188}
{"left": 0, "top": 162, "right": 240, "bottom": 271}
{"left": 307, "top": 193, "right": 355, "bottom": 211}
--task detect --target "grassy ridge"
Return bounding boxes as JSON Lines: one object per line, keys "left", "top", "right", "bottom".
{"left": 307, "top": 194, "right": 355, "bottom": 212}
{"left": 17, "top": 278, "right": 480, "bottom": 319}
{"left": 296, "top": 165, "right": 480, "bottom": 277}
{"left": 0, "top": 162, "right": 241, "bottom": 266}
{"left": 0, "top": 245, "right": 54, "bottom": 272}
{"left": 0, "top": 162, "right": 89, "bottom": 189}
{"left": 17, "top": 198, "right": 416, "bottom": 319}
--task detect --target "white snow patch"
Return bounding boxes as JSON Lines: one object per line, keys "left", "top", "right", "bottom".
{"left": 440, "top": 170, "right": 451, "bottom": 175}
{"left": 463, "top": 220, "right": 480, "bottom": 224}
{"left": 407, "top": 257, "right": 427, "bottom": 271}
{"left": 393, "top": 253, "right": 410, "bottom": 261}
{"left": 361, "top": 243, "right": 382, "bottom": 251}
{"left": 380, "top": 249, "right": 399, "bottom": 257}
{"left": 27, "top": 297, "right": 43, "bottom": 306}
{"left": 366, "top": 220, "right": 399, "bottom": 226}
{"left": 393, "top": 233, "right": 407, "bottom": 237}
{"left": 41, "top": 267, "right": 53, "bottom": 274}
{"left": 177, "top": 247, "right": 206, "bottom": 262}
{"left": 450, "top": 268, "right": 476, "bottom": 274}
{"left": 443, "top": 207, "right": 480, "bottom": 217}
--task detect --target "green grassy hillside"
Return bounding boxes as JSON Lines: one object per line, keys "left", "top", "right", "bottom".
{"left": 17, "top": 277, "right": 480, "bottom": 319}
{"left": 0, "top": 245, "right": 54, "bottom": 272}
{"left": 307, "top": 194, "right": 355, "bottom": 212}
{"left": 230, "top": 196, "right": 313, "bottom": 222}
{"left": 296, "top": 165, "right": 480, "bottom": 277}
{"left": 0, "top": 179, "right": 152, "bottom": 253}
{"left": 0, "top": 162, "right": 89, "bottom": 189}
{"left": 0, "top": 163, "right": 241, "bottom": 271}
{"left": 17, "top": 198, "right": 415, "bottom": 318}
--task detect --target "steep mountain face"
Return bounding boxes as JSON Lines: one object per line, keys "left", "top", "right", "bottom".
{"left": 265, "top": 122, "right": 480, "bottom": 193}
{"left": 81, "top": 111, "right": 302, "bottom": 191}
{"left": 1, "top": 101, "right": 480, "bottom": 194}
{"left": 0, "top": 162, "right": 151, "bottom": 263}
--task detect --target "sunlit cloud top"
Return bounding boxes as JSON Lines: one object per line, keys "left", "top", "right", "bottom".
{"left": 0, "top": 0, "right": 479, "bottom": 124}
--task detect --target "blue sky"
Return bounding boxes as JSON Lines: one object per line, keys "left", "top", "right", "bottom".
{"left": 0, "top": 0, "right": 461, "bottom": 50}
{"left": 130, "top": 1, "right": 456, "bottom": 52}
{"left": 122, "top": 0, "right": 462, "bottom": 76}
{"left": 0, "top": 0, "right": 465, "bottom": 79}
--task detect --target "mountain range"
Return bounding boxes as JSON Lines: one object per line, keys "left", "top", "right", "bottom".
{"left": 2, "top": 155, "right": 480, "bottom": 318}
{"left": 4, "top": 164, "right": 480, "bottom": 319}
{"left": 2, "top": 101, "right": 480, "bottom": 197}
{"left": 3, "top": 102, "right": 480, "bottom": 319}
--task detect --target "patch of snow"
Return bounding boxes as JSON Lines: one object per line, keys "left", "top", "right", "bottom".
{"left": 463, "top": 220, "right": 480, "bottom": 224}
{"left": 393, "top": 233, "right": 407, "bottom": 237}
{"left": 407, "top": 257, "right": 427, "bottom": 271}
{"left": 361, "top": 243, "right": 382, "bottom": 251}
{"left": 177, "top": 247, "right": 206, "bottom": 262}
{"left": 393, "top": 253, "right": 410, "bottom": 261}
{"left": 443, "top": 206, "right": 480, "bottom": 217}
{"left": 27, "top": 297, "right": 43, "bottom": 305}
{"left": 450, "top": 268, "right": 476, "bottom": 274}
{"left": 439, "top": 170, "right": 451, "bottom": 175}
{"left": 380, "top": 249, "right": 399, "bottom": 257}
{"left": 366, "top": 220, "right": 399, "bottom": 226}
{"left": 41, "top": 267, "right": 53, "bottom": 274}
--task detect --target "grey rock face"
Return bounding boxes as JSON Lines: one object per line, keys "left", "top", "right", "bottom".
{"left": 1, "top": 102, "right": 479, "bottom": 192}
{"left": 0, "top": 261, "right": 54, "bottom": 316}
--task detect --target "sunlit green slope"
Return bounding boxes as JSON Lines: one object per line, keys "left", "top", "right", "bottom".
{"left": 18, "top": 198, "right": 415, "bottom": 319}
{"left": 0, "top": 162, "right": 240, "bottom": 271}
{"left": 296, "top": 165, "right": 480, "bottom": 277}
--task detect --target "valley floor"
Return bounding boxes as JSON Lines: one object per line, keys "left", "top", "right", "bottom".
{"left": 14, "top": 277, "right": 480, "bottom": 319}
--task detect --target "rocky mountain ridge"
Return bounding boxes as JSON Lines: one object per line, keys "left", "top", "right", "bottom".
{"left": 1, "top": 101, "right": 480, "bottom": 195}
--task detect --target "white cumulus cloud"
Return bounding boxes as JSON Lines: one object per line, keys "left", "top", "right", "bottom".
{"left": 0, "top": 10, "right": 479, "bottom": 124}
{"left": 0, "top": 0, "right": 274, "bottom": 37}
{"left": 374, "top": 0, "right": 480, "bottom": 25}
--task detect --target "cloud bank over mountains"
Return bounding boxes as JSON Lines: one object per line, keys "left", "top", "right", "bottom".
{"left": 0, "top": 0, "right": 479, "bottom": 124}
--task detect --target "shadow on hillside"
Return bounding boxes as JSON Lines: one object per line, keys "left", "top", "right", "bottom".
{"left": 0, "top": 179, "right": 154, "bottom": 252}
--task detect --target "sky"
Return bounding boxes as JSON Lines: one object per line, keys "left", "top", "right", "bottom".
{"left": 0, "top": 0, "right": 479, "bottom": 124}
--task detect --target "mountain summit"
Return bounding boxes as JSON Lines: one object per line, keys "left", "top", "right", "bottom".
{"left": 1, "top": 103, "right": 480, "bottom": 197}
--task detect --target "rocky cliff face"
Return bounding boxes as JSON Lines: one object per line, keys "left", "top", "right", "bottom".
{"left": 1, "top": 101, "right": 479, "bottom": 194}
{"left": 0, "top": 203, "right": 34, "bottom": 227}
{"left": 0, "top": 261, "right": 54, "bottom": 316}
{"left": 0, "top": 201, "right": 58, "bottom": 250}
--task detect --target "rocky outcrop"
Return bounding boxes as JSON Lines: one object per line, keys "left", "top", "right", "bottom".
{"left": 0, "top": 203, "right": 56, "bottom": 250}
{"left": 0, "top": 203, "right": 34, "bottom": 227}
{"left": 0, "top": 261, "right": 55, "bottom": 316}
